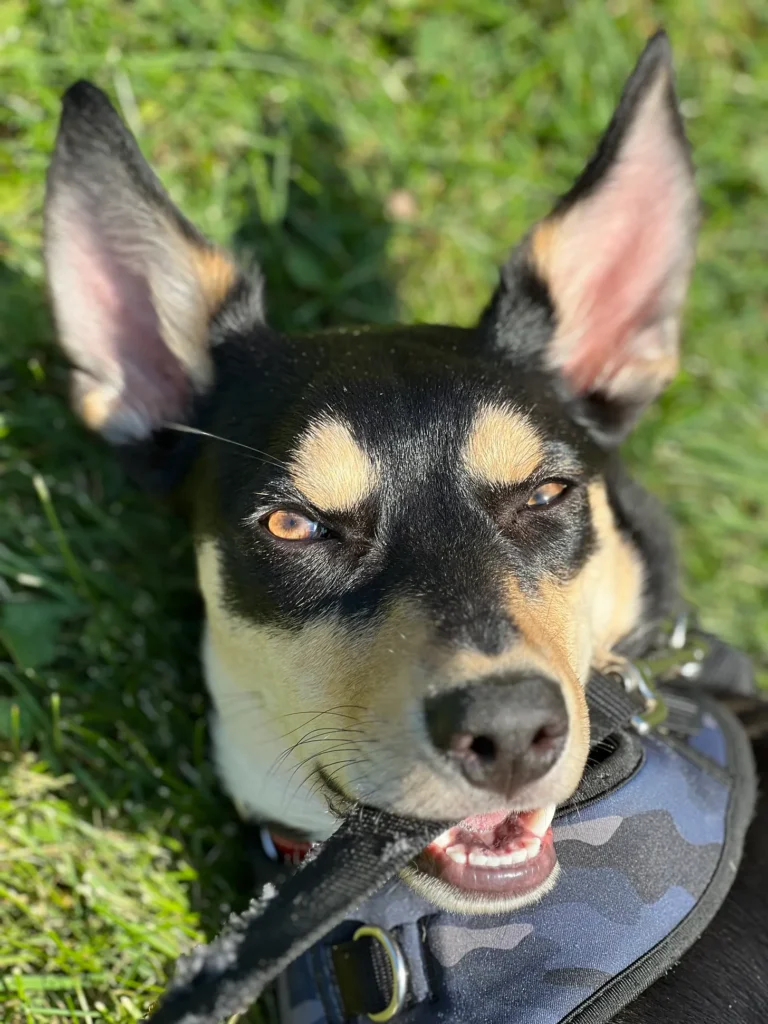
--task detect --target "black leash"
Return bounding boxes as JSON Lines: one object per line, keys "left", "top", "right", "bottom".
{"left": 145, "top": 618, "right": 753, "bottom": 1024}
{"left": 146, "top": 806, "right": 449, "bottom": 1024}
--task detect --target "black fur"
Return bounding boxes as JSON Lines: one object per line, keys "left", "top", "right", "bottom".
{"left": 191, "top": 323, "right": 606, "bottom": 642}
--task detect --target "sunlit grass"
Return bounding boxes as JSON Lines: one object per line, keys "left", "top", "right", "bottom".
{"left": 1, "top": 1, "right": 766, "bottom": 1019}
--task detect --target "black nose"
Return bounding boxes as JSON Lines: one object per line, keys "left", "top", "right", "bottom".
{"left": 425, "top": 674, "right": 568, "bottom": 796}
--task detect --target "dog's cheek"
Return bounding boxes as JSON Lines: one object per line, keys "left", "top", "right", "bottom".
{"left": 197, "top": 538, "right": 428, "bottom": 805}
{"left": 513, "top": 479, "right": 644, "bottom": 794}
{"left": 509, "top": 481, "right": 645, "bottom": 680}
{"left": 289, "top": 602, "right": 435, "bottom": 800}
{"left": 582, "top": 481, "right": 646, "bottom": 660}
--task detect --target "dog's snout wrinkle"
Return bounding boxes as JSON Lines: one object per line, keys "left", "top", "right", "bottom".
{"left": 425, "top": 673, "right": 568, "bottom": 797}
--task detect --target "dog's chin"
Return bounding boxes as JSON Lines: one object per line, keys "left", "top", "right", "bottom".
{"left": 401, "top": 805, "right": 559, "bottom": 915}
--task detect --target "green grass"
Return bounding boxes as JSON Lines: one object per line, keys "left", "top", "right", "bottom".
{"left": 1, "top": 1, "right": 767, "bottom": 1020}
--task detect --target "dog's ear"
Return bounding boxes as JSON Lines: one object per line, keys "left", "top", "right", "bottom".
{"left": 494, "top": 31, "right": 697, "bottom": 443}
{"left": 44, "top": 81, "right": 255, "bottom": 444}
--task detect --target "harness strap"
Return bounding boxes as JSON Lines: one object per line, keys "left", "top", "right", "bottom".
{"left": 325, "top": 685, "right": 698, "bottom": 1021}
{"left": 316, "top": 695, "right": 756, "bottom": 1024}
{"left": 586, "top": 672, "right": 642, "bottom": 746}
{"left": 587, "top": 672, "right": 704, "bottom": 746}
{"left": 144, "top": 622, "right": 756, "bottom": 1024}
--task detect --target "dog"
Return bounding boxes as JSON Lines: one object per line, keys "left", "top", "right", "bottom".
{"left": 43, "top": 30, "right": 768, "bottom": 1022}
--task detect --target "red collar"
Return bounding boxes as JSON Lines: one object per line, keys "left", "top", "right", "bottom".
{"left": 260, "top": 827, "right": 314, "bottom": 864}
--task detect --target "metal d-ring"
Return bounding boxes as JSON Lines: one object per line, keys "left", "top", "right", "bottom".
{"left": 352, "top": 925, "right": 409, "bottom": 1022}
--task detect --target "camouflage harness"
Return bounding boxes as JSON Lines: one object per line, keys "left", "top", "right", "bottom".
{"left": 147, "top": 623, "right": 757, "bottom": 1024}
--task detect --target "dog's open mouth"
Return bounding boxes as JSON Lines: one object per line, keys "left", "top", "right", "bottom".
{"left": 414, "top": 805, "right": 557, "bottom": 897}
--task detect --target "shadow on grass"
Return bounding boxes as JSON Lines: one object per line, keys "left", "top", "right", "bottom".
{"left": 234, "top": 114, "right": 396, "bottom": 332}
{"left": 0, "top": 114, "right": 397, "bottom": 943}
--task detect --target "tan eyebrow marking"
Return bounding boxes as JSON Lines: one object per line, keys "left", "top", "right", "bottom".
{"left": 463, "top": 403, "right": 543, "bottom": 485}
{"left": 288, "top": 415, "right": 378, "bottom": 510}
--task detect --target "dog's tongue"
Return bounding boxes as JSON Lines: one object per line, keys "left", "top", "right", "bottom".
{"left": 457, "top": 810, "right": 513, "bottom": 833}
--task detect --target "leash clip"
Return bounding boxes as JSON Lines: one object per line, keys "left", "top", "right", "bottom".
{"left": 609, "top": 660, "right": 668, "bottom": 736}
{"left": 643, "top": 612, "right": 712, "bottom": 683}
{"left": 611, "top": 613, "right": 712, "bottom": 737}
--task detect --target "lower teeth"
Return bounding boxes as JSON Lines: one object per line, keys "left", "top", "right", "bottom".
{"left": 468, "top": 848, "right": 526, "bottom": 867}
{"left": 443, "top": 835, "right": 543, "bottom": 869}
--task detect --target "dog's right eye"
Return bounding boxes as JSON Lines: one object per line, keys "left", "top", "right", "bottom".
{"left": 262, "top": 510, "right": 327, "bottom": 542}
{"left": 526, "top": 481, "right": 569, "bottom": 508}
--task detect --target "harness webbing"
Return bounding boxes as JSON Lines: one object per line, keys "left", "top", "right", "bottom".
{"left": 144, "top": 625, "right": 752, "bottom": 1024}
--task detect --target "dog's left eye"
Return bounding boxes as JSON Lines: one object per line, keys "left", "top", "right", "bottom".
{"left": 263, "top": 510, "right": 327, "bottom": 542}
{"left": 526, "top": 481, "right": 569, "bottom": 508}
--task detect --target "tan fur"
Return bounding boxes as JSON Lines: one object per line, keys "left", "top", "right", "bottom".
{"left": 463, "top": 404, "right": 542, "bottom": 486}
{"left": 289, "top": 416, "right": 379, "bottom": 511}
{"left": 530, "top": 218, "right": 559, "bottom": 283}
{"left": 190, "top": 246, "right": 238, "bottom": 316}
{"left": 161, "top": 241, "right": 236, "bottom": 392}
{"left": 585, "top": 481, "right": 646, "bottom": 662}
{"left": 79, "top": 385, "right": 116, "bottom": 432}
{"left": 494, "top": 480, "right": 644, "bottom": 798}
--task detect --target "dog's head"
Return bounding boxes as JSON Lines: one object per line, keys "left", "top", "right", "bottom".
{"left": 44, "top": 32, "right": 696, "bottom": 911}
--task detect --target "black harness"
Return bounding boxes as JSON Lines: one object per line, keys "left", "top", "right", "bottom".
{"left": 144, "top": 621, "right": 757, "bottom": 1024}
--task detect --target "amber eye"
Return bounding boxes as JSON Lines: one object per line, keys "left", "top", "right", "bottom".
{"left": 526, "top": 481, "right": 569, "bottom": 508}
{"left": 264, "top": 510, "right": 326, "bottom": 541}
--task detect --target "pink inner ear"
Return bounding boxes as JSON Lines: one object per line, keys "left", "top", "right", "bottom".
{"left": 68, "top": 217, "right": 189, "bottom": 427}
{"left": 546, "top": 84, "right": 692, "bottom": 397}
{"left": 559, "top": 181, "right": 679, "bottom": 393}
